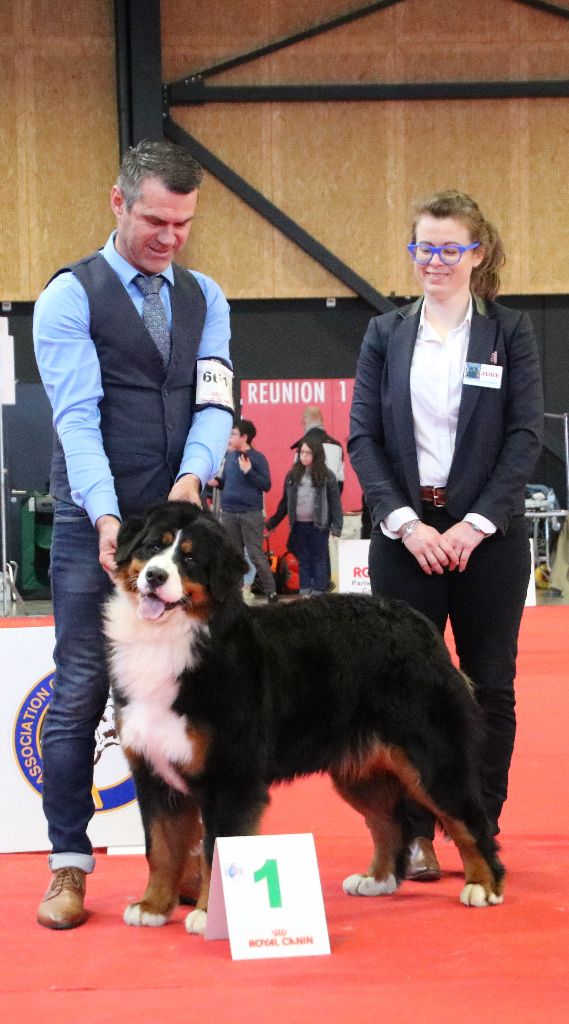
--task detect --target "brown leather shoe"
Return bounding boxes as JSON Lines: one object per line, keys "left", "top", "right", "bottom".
{"left": 406, "top": 837, "right": 442, "bottom": 882}
{"left": 37, "top": 867, "right": 88, "bottom": 929}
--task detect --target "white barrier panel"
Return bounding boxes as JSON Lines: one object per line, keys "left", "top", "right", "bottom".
{"left": 338, "top": 538, "right": 536, "bottom": 606}
{"left": 338, "top": 539, "right": 371, "bottom": 595}
{"left": 0, "top": 620, "right": 143, "bottom": 853}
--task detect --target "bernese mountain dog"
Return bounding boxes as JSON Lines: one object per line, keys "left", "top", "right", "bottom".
{"left": 104, "top": 501, "right": 504, "bottom": 935}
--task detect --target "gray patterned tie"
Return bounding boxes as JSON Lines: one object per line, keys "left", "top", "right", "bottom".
{"left": 133, "top": 274, "right": 171, "bottom": 366}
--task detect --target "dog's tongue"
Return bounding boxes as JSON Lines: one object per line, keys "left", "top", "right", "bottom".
{"left": 138, "top": 595, "right": 166, "bottom": 621}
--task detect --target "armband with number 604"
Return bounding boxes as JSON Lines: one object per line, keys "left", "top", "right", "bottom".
{"left": 195, "top": 357, "right": 234, "bottom": 414}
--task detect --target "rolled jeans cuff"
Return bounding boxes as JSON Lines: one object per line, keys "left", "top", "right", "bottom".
{"left": 48, "top": 852, "right": 96, "bottom": 874}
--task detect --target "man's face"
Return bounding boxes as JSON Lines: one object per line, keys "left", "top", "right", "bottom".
{"left": 111, "top": 176, "right": 198, "bottom": 274}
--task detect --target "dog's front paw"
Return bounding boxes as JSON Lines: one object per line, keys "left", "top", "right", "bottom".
{"left": 459, "top": 883, "right": 504, "bottom": 907}
{"left": 185, "top": 908, "right": 207, "bottom": 935}
{"left": 343, "top": 873, "right": 398, "bottom": 896}
{"left": 123, "top": 902, "right": 170, "bottom": 927}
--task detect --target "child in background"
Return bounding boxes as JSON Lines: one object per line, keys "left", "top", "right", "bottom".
{"left": 266, "top": 436, "right": 343, "bottom": 597}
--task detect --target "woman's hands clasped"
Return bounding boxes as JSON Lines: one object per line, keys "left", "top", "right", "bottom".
{"left": 402, "top": 521, "right": 485, "bottom": 575}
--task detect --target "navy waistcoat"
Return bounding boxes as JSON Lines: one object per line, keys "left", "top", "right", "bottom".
{"left": 49, "top": 252, "right": 207, "bottom": 517}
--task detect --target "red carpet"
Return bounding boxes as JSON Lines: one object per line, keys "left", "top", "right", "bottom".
{"left": 1, "top": 606, "right": 567, "bottom": 1023}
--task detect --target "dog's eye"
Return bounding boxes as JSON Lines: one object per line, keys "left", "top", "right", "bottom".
{"left": 149, "top": 543, "right": 163, "bottom": 554}
{"left": 183, "top": 553, "right": 196, "bottom": 566}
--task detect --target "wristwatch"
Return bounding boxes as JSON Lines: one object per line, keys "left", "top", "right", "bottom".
{"left": 468, "top": 522, "right": 485, "bottom": 533}
{"left": 399, "top": 519, "right": 420, "bottom": 540}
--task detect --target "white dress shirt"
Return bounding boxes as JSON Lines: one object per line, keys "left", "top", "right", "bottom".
{"left": 383, "top": 298, "right": 496, "bottom": 538}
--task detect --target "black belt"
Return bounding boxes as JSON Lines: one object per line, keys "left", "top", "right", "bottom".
{"left": 420, "top": 486, "right": 447, "bottom": 508}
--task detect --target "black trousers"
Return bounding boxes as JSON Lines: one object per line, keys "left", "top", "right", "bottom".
{"left": 368, "top": 506, "right": 530, "bottom": 836}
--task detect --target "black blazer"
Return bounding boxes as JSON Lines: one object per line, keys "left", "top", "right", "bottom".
{"left": 348, "top": 296, "right": 544, "bottom": 535}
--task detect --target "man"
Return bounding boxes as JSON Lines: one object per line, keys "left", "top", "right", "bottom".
{"left": 218, "top": 419, "right": 278, "bottom": 603}
{"left": 33, "top": 140, "right": 234, "bottom": 929}
{"left": 291, "top": 406, "right": 345, "bottom": 492}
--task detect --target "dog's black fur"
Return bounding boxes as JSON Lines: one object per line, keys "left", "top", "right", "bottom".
{"left": 105, "top": 502, "right": 504, "bottom": 933}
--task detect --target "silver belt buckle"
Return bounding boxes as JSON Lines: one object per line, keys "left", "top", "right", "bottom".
{"left": 433, "top": 487, "right": 446, "bottom": 507}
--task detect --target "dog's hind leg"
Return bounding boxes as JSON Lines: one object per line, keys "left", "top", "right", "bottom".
{"left": 124, "top": 802, "right": 202, "bottom": 927}
{"left": 331, "top": 770, "right": 406, "bottom": 897}
{"left": 398, "top": 759, "right": 506, "bottom": 908}
{"left": 437, "top": 808, "right": 505, "bottom": 908}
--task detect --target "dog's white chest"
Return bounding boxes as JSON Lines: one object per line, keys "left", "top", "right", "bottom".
{"left": 120, "top": 701, "right": 195, "bottom": 791}
{"left": 105, "top": 596, "right": 207, "bottom": 792}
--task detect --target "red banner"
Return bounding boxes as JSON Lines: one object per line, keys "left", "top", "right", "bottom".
{"left": 240, "top": 378, "right": 362, "bottom": 556}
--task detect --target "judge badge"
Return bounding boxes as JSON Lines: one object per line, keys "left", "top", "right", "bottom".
{"left": 463, "top": 362, "right": 503, "bottom": 389}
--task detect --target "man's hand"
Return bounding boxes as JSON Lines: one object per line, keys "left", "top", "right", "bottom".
{"left": 402, "top": 522, "right": 459, "bottom": 575}
{"left": 168, "top": 473, "right": 203, "bottom": 507}
{"left": 96, "top": 514, "right": 121, "bottom": 576}
{"left": 441, "top": 521, "right": 486, "bottom": 572}
{"left": 238, "top": 453, "right": 251, "bottom": 474}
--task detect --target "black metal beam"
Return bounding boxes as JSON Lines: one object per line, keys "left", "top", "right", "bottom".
{"left": 168, "top": 1, "right": 404, "bottom": 85}
{"left": 163, "top": 118, "right": 395, "bottom": 313}
{"left": 512, "top": 0, "right": 569, "bottom": 19}
{"left": 114, "top": 0, "right": 164, "bottom": 153}
{"left": 169, "top": 78, "right": 569, "bottom": 106}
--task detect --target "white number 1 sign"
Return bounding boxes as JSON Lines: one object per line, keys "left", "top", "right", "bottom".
{"left": 205, "top": 833, "right": 331, "bottom": 959}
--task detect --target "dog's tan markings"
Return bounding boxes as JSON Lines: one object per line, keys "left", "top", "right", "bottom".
{"left": 115, "top": 558, "right": 146, "bottom": 592}
{"left": 120, "top": 743, "right": 144, "bottom": 771}
{"left": 439, "top": 817, "right": 504, "bottom": 899}
{"left": 182, "top": 580, "right": 213, "bottom": 621}
{"left": 180, "top": 540, "right": 193, "bottom": 554}
{"left": 335, "top": 745, "right": 503, "bottom": 902}
{"left": 178, "top": 820, "right": 204, "bottom": 906}
{"left": 343, "top": 743, "right": 438, "bottom": 813}
{"left": 180, "top": 726, "right": 211, "bottom": 777}
{"left": 334, "top": 744, "right": 446, "bottom": 886}
{"left": 161, "top": 531, "right": 174, "bottom": 546}
{"left": 336, "top": 744, "right": 423, "bottom": 791}
{"left": 134, "top": 805, "right": 203, "bottom": 920}
{"left": 332, "top": 768, "right": 403, "bottom": 884}
{"left": 195, "top": 859, "right": 212, "bottom": 913}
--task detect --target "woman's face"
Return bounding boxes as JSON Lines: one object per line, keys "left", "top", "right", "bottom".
{"left": 412, "top": 214, "right": 484, "bottom": 303}
{"left": 299, "top": 445, "right": 314, "bottom": 467}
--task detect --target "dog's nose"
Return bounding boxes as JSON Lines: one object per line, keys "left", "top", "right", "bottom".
{"left": 145, "top": 566, "right": 168, "bottom": 589}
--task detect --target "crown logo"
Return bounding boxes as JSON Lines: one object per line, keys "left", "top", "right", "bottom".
{"left": 272, "top": 928, "right": 287, "bottom": 937}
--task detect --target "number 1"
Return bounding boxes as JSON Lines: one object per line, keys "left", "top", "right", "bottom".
{"left": 253, "top": 858, "right": 282, "bottom": 908}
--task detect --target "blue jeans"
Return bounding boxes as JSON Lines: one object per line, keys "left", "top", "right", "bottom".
{"left": 290, "top": 521, "right": 330, "bottom": 594}
{"left": 42, "top": 501, "right": 113, "bottom": 872}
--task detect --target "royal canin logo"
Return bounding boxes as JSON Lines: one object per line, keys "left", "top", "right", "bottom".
{"left": 248, "top": 928, "right": 314, "bottom": 948}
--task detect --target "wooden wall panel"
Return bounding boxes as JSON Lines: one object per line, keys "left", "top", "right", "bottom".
{"left": 175, "top": 104, "right": 277, "bottom": 297}
{"left": 1, "top": 0, "right": 117, "bottom": 301}
{"left": 28, "top": 49, "right": 117, "bottom": 295}
{"left": 0, "top": 43, "right": 31, "bottom": 299}
{"left": 525, "top": 100, "right": 569, "bottom": 293}
{"left": 3, "top": 0, "right": 569, "bottom": 300}
{"left": 165, "top": 0, "right": 569, "bottom": 299}
{"left": 395, "top": 98, "right": 523, "bottom": 297}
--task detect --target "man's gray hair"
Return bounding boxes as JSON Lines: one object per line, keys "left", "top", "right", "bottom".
{"left": 116, "top": 140, "right": 204, "bottom": 210}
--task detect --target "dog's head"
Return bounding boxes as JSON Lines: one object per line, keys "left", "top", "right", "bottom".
{"left": 114, "top": 502, "right": 248, "bottom": 623}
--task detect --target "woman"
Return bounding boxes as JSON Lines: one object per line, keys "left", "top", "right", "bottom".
{"left": 266, "top": 436, "right": 343, "bottom": 597}
{"left": 349, "top": 189, "right": 543, "bottom": 879}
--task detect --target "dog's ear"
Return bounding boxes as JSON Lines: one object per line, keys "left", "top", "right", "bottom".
{"left": 208, "top": 529, "right": 249, "bottom": 602}
{"left": 115, "top": 515, "right": 147, "bottom": 565}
